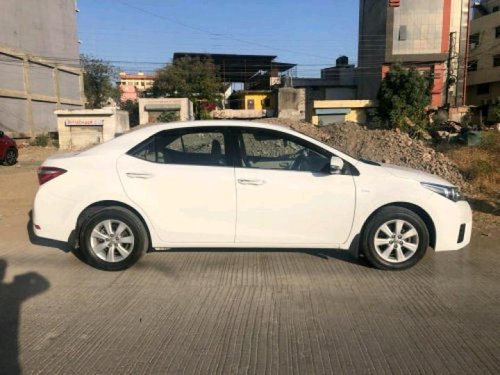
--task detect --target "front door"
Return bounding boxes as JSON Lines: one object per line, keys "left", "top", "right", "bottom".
{"left": 117, "top": 127, "right": 236, "bottom": 244}
{"left": 234, "top": 128, "right": 356, "bottom": 245}
{"left": 247, "top": 99, "right": 255, "bottom": 110}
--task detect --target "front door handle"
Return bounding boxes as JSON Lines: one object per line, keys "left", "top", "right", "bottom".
{"left": 237, "top": 178, "right": 266, "bottom": 186}
{"left": 126, "top": 172, "right": 154, "bottom": 179}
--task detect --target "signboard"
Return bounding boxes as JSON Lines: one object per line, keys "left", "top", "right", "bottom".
{"left": 65, "top": 119, "right": 104, "bottom": 126}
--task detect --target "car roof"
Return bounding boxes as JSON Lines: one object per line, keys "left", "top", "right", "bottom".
{"left": 128, "top": 120, "right": 291, "bottom": 136}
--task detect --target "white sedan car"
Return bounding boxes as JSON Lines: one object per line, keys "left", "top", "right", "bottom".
{"left": 33, "top": 121, "right": 472, "bottom": 271}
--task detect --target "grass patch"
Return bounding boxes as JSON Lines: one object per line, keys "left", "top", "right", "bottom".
{"left": 439, "top": 131, "right": 499, "bottom": 196}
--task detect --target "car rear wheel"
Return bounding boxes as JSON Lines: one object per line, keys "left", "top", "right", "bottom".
{"left": 3, "top": 148, "right": 17, "bottom": 166}
{"left": 362, "top": 207, "right": 429, "bottom": 270}
{"left": 79, "top": 206, "right": 149, "bottom": 271}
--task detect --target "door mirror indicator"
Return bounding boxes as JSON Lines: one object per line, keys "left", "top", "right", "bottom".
{"left": 330, "top": 156, "right": 344, "bottom": 174}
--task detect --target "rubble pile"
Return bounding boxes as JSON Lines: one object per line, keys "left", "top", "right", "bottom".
{"left": 259, "top": 118, "right": 468, "bottom": 191}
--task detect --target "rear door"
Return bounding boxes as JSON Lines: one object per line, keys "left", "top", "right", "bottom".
{"left": 234, "top": 128, "right": 356, "bottom": 245}
{"left": 117, "top": 127, "right": 236, "bottom": 244}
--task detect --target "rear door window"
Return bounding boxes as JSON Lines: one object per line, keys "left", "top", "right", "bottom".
{"left": 128, "top": 128, "right": 229, "bottom": 167}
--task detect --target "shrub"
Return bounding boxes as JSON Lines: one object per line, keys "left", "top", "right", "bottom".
{"left": 34, "top": 134, "right": 49, "bottom": 147}
{"left": 199, "top": 111, "right": 212, "bottom": 120}
{"left": 157, "top": 111, "right": 179, "bottom": 123}
{"left": 376, "top": 64, "right": 433, "bottom": 138}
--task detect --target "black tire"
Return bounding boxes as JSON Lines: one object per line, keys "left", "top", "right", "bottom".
{"left": 79, "top": 206, "right": 149, "bottom": 271}
{"left": 361, "top": 206, "right": 429, "bottom": 270}
{"left": 3, "top": 148, "right": 17, "bottom": 166}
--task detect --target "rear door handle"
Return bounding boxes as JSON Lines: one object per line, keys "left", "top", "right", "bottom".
{"left": 126, "top": 172, "right": 154, "bottom": 179}
{"left": 237, "top": 178, "right": 266, "bottom": 186}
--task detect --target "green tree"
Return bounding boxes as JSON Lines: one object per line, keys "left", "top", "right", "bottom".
{"left": 493, "top": 103, "right": 500, "bottom": 122}
{"left": 376, "top": 64, "right": 433, "bottom": 136}
{"left": 151, "top": 56, "right": 222, "bottom": 115}
{"left": 120, "top": 100, "right": 140, "bottom": 127}
{"left": 81, "top": 54, "right": 120, "bottom": 109}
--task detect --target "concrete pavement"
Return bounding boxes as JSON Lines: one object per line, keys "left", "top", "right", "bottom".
{"left": 0, "top": 231, "right": 499, "bottom": 374}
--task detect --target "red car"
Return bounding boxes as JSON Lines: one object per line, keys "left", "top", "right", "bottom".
{"left": 0, "top": 130, "right": 18, "bottom": 166}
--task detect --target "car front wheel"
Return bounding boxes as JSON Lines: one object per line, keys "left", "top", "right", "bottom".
{"left": 362, "top": 207, "right": 429, "bottom": 270}
{"left": 79, "top": 206, "right": 149, "bottom": 271}
{"left": 3, "top": 148, "right": 17, "bottom": 166}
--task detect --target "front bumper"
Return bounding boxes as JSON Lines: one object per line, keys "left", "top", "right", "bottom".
{"left": 433, "top": 200, "right": 472, "bottom": 251}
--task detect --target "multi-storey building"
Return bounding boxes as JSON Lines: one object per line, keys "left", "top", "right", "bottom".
{"left": 0, "top": 0, "right": 84, "bottom": 137}
{"left": 118, "top": 72, "right": 156, "bottom": 102}
{"left": 467, "top": 0, "right": 500, "bottom": 122}
{"left": 357, "top": 0, "right": 470, "bottom": 107}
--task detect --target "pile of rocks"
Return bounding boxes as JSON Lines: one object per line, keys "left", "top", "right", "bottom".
{"left": 259, "top": 118, "right": 468, "bottom": 191}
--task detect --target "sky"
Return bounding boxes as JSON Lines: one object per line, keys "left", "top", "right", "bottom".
{"left": 77, "top": 0, "right": 360, "bottom": 77}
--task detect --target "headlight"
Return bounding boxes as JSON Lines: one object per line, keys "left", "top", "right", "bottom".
{"left": 421, "top": 182, "right": 462, "bottom": 202}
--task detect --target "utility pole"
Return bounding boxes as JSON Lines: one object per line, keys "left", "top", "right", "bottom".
{"left": 445, "top": 31, "right": 456, "bottom": 108}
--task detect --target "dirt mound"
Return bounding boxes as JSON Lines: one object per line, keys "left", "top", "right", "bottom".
{"left": 258, "top": 118, "right": 468, "bottom": 191}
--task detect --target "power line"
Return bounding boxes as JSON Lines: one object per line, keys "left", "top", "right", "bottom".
{"left": 112, "top": 0, "right": 337, "bottom": 61}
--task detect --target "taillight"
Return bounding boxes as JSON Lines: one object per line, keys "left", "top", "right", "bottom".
{"left": 37, "top": 167, "right": 67, "bottom": 185}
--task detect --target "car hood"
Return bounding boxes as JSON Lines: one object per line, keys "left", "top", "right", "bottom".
{"left": 381, "top": 164, "right": 454, "bottom": 186}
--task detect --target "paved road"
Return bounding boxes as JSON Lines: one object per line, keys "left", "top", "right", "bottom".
{"left": 1, "top": 163, "right": 499, "bottom": 374}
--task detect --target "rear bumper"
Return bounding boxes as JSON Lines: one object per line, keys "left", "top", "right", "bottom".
{"left": 433, "top": 200, "right": 472, "bottom": 251}
{"left": 33, "top": 188, "right": 79, "bottom": 243}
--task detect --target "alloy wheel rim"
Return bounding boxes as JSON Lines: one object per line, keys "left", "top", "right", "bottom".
{"left": 373, "top": 219, "right": 419, "bottom": 263}
{"left": 6, "top": 150, "right": 16, "bottom": 164}
{"left": 89, "top": 219, "right": 135, "bottom": 263}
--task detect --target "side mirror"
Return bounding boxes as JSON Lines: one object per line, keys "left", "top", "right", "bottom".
{"left": 330, "top": 156, "right": 344, "bottom": 174}
{"left": 0, "top": 130, "right": 3, "bottom": 138}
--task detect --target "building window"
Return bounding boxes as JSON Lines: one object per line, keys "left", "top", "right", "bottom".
{"left": 496, "top": 26, "right": 500, "bottom": 39}
{"left": 468, "top": 60, "right": 478, "bottom": 72}
{"left": 399, "top": 25, "right": 407, "bottom": 41}
{"left": 477, "top": 83, "right": 490, "bottom": 95}
{"left": 469, "top": 33, "right": 480, "bottom": 48}
{"left": 494, "top": 55, "right": 500, "bottom": 67}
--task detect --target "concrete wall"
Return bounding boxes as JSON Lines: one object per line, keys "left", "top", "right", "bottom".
{"left": 0, "top": 0, "right": 80, "bottom": 59}
{"left": 242, "top": 94, "right": 270, "bottom": 110}
{"left": 138, "top": 98, "right": 194, "bottom": 125}
{"left": 211, "top": 109, "right": 267, "bottom": 119}
{"left": 312, "top": 100, "right": 378, "bottom": 125}
{"left": 357, "top": 0, "right": 388, "bottom": 99}
{"left": 0, "top": 0, "right": 83, "bottom": 137}
{"left": 56, "top": 108, "right": 130, "bottom": 150}
{"left": 277, "top": 88, "right": 306, "bottom": 121}
{"left": 392, "top": 0, "right": 444, "bottom": 55}
{"left": 325, "top": 87, "right": 357, "bottom": 100}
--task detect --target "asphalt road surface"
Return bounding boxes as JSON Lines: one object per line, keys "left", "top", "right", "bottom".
{"left": 0, "top": 158, "right": 499, "bottom": 374}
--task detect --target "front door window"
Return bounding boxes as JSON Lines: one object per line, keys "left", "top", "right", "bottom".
{"left": 237, "top": 129, "right": 330, "bottom": 173}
